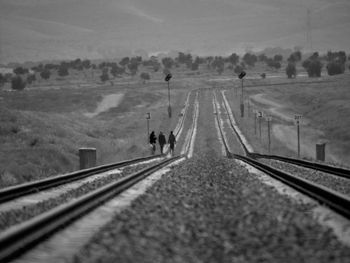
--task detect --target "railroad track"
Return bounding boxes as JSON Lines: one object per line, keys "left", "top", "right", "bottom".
{"left": 213, "top": 90, "right": 350, "bottom": 220}
{"left": 219, "top": 89, "right": 350, "bottom": 179}
{"left": 0, "top": 156, "right": 184, "bottom": 262}
{"left": 0, "top": 90, "right": 198, "bottom": 262}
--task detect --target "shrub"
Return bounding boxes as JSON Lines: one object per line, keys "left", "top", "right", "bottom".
{"left": 302, "top": 59, "right": 322, "bottom": 77}
{"left": 100, "top": 71, "right": 109, "bottom": 82}
{"left": 286, "top": 63, "right": 296, "bottom": 78}
{"left": 40, "top": 69, "right": 51, "bottom": 80}
{"left": 58, "top": 66, "right": 69, "bottom": 77}
{"left": 11, "top": 75, "right": 26, "bottom": 90}
{"left": 326, "top": 61, "right": 345, "bottom": 76}
{"left": 140, "top": 72, "right": 150, "bottom": 83}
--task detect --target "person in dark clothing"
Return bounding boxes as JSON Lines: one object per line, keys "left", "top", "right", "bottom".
{"left": 149, "top": 131, "right": 157, "bottom": 154}
{"left": 168, "top": 131, "right": 176, "bottom": 156}
{"left": 158, "top": 131, "right": 166, "bottom": 154}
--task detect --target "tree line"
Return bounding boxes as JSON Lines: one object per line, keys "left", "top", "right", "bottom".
{"left": 1, "top": 50, "right": 349, "bottom": 90}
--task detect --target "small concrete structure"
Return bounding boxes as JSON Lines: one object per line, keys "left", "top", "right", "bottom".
{"left": 79, "top": 148, "right": 97, "bottom": 169}
{"left": 316, "top": 143, "right": 326, "bottom": 162}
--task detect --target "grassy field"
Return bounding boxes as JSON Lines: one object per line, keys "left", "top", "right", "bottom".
{"left": 216, "top": 72, "right": 350, "bottom": 166}
{"left": 0, "top": 71, "right": 191, "bottom": 187}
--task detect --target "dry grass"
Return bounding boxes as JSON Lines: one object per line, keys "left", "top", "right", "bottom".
{"left": 0, "top": 74, "right": 191, "bottom": 188}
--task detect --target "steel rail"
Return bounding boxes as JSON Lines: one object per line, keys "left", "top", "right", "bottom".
{"left": 0, "top": 155, "right": 183, "bottom": 262}
{"left": 220, "top": 90, "right": 250, "bottom": 155}
{"left": 232, "top": 154, "right": 350, "bottom": 219}
{"left": 0, "top": 154, "right": 163, "bottom": 204}
{"left": 213, "top": 91, "right": 231, "bottom": 157}
{"left": 250, "top": 153, "right": 350, "bottom": 179}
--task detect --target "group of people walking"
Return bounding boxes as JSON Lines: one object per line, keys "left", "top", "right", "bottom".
{"left": 149, "top": 131, "right": 176, "bottom": 156}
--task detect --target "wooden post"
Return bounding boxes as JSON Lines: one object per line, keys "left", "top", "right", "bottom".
{"left": 79, "top": 148, "right": 96, "bottom": 169}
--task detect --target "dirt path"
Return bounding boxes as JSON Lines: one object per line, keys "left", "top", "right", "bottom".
{"left": 250, "top": 93, "right": 339, "bottom": 162}
{"left": 84, "top": 93, "right": 124, "bottom": 117}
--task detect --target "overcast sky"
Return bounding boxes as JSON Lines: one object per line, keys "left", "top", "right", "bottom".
{"left": 1, "top": 0, "right": 350, "bottom": 63}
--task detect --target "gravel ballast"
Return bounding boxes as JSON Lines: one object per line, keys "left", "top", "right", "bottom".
{"left": 73, "top": 153, "right": 349, "bottom": 263}
{"left": 260, "top": 159, "right": 350, "bottom": 196}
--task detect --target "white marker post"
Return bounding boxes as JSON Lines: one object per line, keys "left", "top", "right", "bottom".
{"left": 294, "top": 115, "right": 302, "bottom": 158}
{"left": 258, "top": 111, "right": 263, "bottom": 140}
{"left": 266, "top": 115, "right": 272, "bottom": 154}
{"left": 253, "top": 110, "right": 257, "bottom": 135}
{"left": 146, "top": 112, "right": 151, "bottom": 142}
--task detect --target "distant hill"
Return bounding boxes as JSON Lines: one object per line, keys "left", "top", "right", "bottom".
{"left": 1, "top": 0, "right": 350, "bottom": 63}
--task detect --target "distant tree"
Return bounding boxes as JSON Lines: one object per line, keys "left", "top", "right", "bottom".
{"left": 194, "top": 56, "right": 205, "bottom": 65}
{"left": 266, "top": 58, "right": 281, "bottom": 70}
{"left": 288, "top": 51, "right": 302, "bottom": 63}
{"left": 127, "top": 61, "right": 139, "bottom": 76}
{"left": 58, "top": 65, "right": 69, "bottom": 77}
{"left": 162, "top": 57, "right": 174, "bottom": 69}
{"left": 13, "top": 67, "right": 29, "bottom": 75}
{"left": 258, "top": 54, "right": 267, "bottom": 62}
{"left": 0, "top": 73, "right": 5, "bottom": 86}
{"left": 11, "top": 75, "right": 26, "bottom": 90}
{"left": 327, "top": 51, "right": 346, "bottom": 64}
{"left": 260, "top": 73, "right": 266, "bottom": 79}
{"left": 82, "top": 59, "right": 91, "bottom": 69}
{"left": 110, "top": 65, "right": 124, "bottom": 77}
{"left": 286, "top": 63, "right": 296, "bottom": 78}
{"left": 26, "top": 74, "right": 36, "bottom": 84}
{"left": 119, "top": 57, "right": 130, "bottom": 67}
{"left": 40, "top": 69, "right": 51, "bottom": 80}
{"left": 326, "top": 61, "right": 345, "bottom": 76}
{"left": 302, "top": 59, "right": 322, "bottom": 77}
{"left": 100, "top": 68, "right": 109, "bottom": 82}
{"left": 273, "top": 54, "right": 283, "bottom": 62}
{"left": 140, "top": 72, "right": 150, "bottom": 83}
{"left": 44, "top": 63, "right": 58, "bottom": 71}
{"left": 228, "top": 53, "right": 239, "bottom": 65}
{"left": 242, "top": 53, "right": 257, "bottom": 67}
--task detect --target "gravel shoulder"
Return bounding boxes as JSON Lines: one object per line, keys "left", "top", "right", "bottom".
{"left": 260, "top": 159, "right": 350, "bottom": 196}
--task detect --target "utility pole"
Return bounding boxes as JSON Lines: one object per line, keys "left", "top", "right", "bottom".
{"left": 295, "top": 115, "right": 302, "bottom": 158}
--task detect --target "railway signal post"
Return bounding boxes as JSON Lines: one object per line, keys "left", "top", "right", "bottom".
{"left": 295, "top": 114, "right": 302, "bottom": 158}
{"left": 165, "top": 73, "right": 172, "bottom": 118}
{"left": 238, "top": 71, "right": 246, "bottom": 118}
